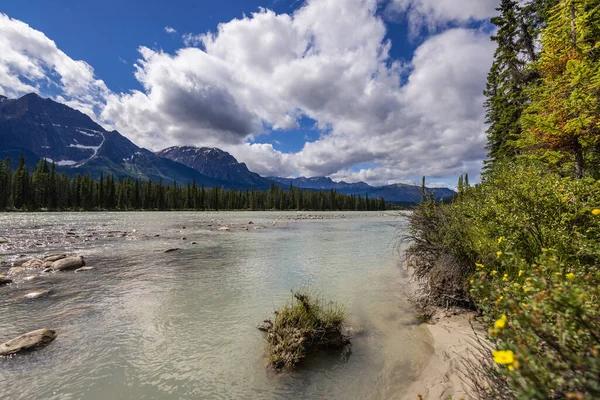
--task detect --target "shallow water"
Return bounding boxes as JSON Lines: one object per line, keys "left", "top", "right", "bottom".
{"left": 0, "top": 211, "right": 432, "bottom": 400}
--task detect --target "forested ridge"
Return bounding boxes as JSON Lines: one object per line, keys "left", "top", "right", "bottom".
{"left": 408, "top": 1, "right": 600, "bottom": 398}
{"left": 0, "top": 156, "right": 387, "bottom": 211}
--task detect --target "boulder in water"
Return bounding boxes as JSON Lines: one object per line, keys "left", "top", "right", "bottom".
{"left": 0, "top": 329, "right": 57, "bottom": 356}
{"left": 50, "top": 256, "right": 85, "bottom": 271}
{"left": 21, "top": 259, "right": 44, "bottom": 269}
{"left": 7, "top": 267, "right": 26, "bottom": 276}
{"left": 24, "top": 289, "right": 52, "bottom": 299}
{"left": 0, "top": 275, "right": 12, "bottom": 285}
{"left": 74, "top": 267, "right": 94, "bottom": 273}
{"left": 44, "top": 254, "right": 66, "bottom": 262}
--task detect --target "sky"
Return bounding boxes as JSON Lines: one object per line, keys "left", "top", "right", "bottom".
{"left": 0, "top": 0, "right": 500, "bottom": 187}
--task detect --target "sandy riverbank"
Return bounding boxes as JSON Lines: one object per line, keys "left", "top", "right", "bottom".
{"left": 401, "top": 309, "right": 488, "bottom": 400}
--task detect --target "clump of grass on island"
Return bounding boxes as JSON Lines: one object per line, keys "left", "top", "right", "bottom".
{"left": 259, "top": 289, "right": 351, "bottom": 371}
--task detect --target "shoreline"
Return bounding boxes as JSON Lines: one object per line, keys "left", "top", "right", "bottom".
{"left": 401, "top": 310, "right": 485, "bottom": 400}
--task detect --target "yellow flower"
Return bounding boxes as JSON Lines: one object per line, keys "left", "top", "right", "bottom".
{"left": 518, "top": 270, "right": 523, "bottom": 277}
{"left": 494, "top": 314, "right": 507, "bottom": 329}
{"left": 592, "top": 209, "right": 600, "bottom": 216}
{"left": 496, "top": 251, "right": 503, "bottom": 258}
{"left": 566, "top": 272, "right": 575, "bottom": 280}
{"left": 493, "top": 350, "right": 515, "bottom": 365}
{"left": 498, "top": 237, "right": 504, "bottom": 244}
{"left": 476, "top": 263, "right": 484, "bottom": 269}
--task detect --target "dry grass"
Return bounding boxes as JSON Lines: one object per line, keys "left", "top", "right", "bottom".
{"left": 260, "top": 288, "right": 350, "bottom": 371}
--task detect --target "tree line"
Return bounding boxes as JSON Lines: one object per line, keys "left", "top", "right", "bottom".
{"left": 0, "top": 155, "right": 388, "bottom": 212}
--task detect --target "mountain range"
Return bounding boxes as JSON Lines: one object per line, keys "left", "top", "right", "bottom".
{"left": 0, "top": 93, "right": 455, "bottom": 203}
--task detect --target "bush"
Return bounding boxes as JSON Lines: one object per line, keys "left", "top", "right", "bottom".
{"left": 406, "top": 162, "right": 600, "bottom": 308}
{"left": 260, "top": 289, "right": 350, "bottom": 370}
{"left": 470, "top": 250, "right": 600, "bottom": 399}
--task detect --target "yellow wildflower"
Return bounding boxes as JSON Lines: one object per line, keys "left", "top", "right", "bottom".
{"left": 592, "top": 209, "right": 600, "bottom": 216}
{"left": 494, "top": 314, "right": 507, "bottom": 329}
{"left": 566, "top": 272, "right": 575, "bottom": 280}
{"left": 493, "top": 350, "right": 515, "bottom": 365}
{"left": 518, "top": 270, "right": 523, "bottom": 277}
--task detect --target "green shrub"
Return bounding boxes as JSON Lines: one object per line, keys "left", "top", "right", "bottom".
{"left": 470, "top": 250, "right": 600, "bottom": 399}
{"left": 261, "top": 289, "right": 350, "bottom": 370}
{"left": 406, "top": 162, "right": 600, "bottom": 308}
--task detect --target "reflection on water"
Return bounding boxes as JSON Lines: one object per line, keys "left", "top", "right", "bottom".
{"left": 0, "top": 211, "right": 432, "bottom": 399}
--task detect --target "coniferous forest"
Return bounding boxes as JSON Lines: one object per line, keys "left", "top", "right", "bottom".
{"left": 0, "top": 155, "right": 388, "bottom": 212}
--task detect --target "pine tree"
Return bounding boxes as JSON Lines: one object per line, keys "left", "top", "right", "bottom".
{"left": 521, "top": 0, "right": 600, "bottom": 178}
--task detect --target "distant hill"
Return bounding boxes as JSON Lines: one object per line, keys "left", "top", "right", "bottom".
{"left": 0, "top": 94, "right": 239, "bottom": 187}
{"left": 268, "top": 176, "right": 455, "bottom": 204}
{"left": 157, "top": 146, "right": 274, "bottom": 190}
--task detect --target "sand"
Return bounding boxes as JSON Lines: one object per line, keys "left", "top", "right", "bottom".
{"left": 401, "top": 310, "right": 489, "bottom": 400}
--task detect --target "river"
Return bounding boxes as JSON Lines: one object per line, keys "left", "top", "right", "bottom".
{"left": 0, "top": 211, "right": 432, "bottom": 400}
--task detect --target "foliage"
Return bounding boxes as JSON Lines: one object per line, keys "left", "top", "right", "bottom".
{"left": 0, "top": 156, "right": 388, "bottom": 212}
{"left": 470, "top": 250, "right": 600, "bottom": 399}
{"left": 262, "top": 289, "right": 349, "bottom": 370}
{"left": 520, "top": 0, "right": 600, "bottom": 178}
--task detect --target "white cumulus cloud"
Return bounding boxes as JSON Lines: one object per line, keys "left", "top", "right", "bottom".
{"left": 0, "top": 13, "right": 110, "bottom": 118}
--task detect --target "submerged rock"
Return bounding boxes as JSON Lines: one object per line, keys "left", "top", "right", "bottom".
{"left": 0, "top": 329, "right": 57, "bottom": 356}
{"left": 24, "top": 289, "right": 52, "bottom": 299}
{"left": 74, "top": 267, "right": 94, "bottom": 273}
{"left": 51, "top": 256, "right": 85, "bottom": 271}
{"left": 0, "top": 275, "right": 12, "bottom": 285}
{"left": 7, "top": 267, "right": 26, "bottom": 276}
{"left": 21, "top": 259, "right": 44, "bottom": 269}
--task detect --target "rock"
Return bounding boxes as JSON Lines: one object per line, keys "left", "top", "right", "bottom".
{"left": 7, "top": 267, "right": 26, "bottom": 275}
{"left": 44, "top": 254, "right": 66, "bottom": 262}
{"left": 21, "top": 259, "right": 44, "bottom": 269}
{"left": 24, "top": 289, "right": 51, "bottom": 299}
{"left": 50, "top": 256, "right": 85, "bottom": 271}
{"left": 218, "top": 226, "right": 230, "bottom": 231}
{"left": 74, "top": 267, "right": 94, "bottom": 273}
{"left": 0, "top": 329, "right": 57, "bottom": 356}
{"left": 0, "top": 275, "right": 12, "bottom": 285}
{"left": 0, "top": 237, "right": 8, "bottom": 243}
{"left": 164, "top": 248, "right": 181, "bottom": 253}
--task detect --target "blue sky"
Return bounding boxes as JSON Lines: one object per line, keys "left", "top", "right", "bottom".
{"left": 0, "top": 0, "right": 499, "bottom": 187}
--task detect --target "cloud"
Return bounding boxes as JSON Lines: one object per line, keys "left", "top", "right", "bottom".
{"left": 99, "top": 0, "right": 496, "bottom": 184}
{"left": 164, "top": 26, "right": 177, "bottom": 34}
{"left": 0, "top": 13, "right": 109, "bottom": 118}
{"left": 387, "top": 0, "right": 498, "bottom": 35}
{"left": 1, "top": 1, "right": 497, "bottom": 186}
